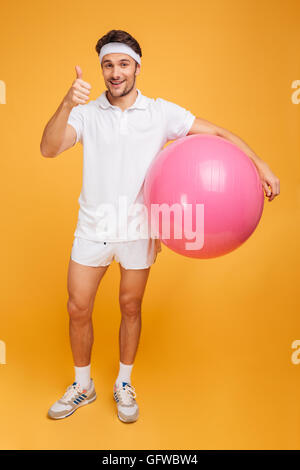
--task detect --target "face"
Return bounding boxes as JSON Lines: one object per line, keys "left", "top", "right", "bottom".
{"left": 101, "top": 53, "right": 140, "bottom": 98}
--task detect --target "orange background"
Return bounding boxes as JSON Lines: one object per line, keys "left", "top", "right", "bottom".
{"left": 0, "top": 0, "right": 300, "bottom": 450}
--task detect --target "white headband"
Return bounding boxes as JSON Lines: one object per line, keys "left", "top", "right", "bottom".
{"left": 99, "top": 42, "right": 141, "bottom": 65}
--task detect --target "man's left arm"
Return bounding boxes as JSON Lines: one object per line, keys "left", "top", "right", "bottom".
{"left": 187, "top": 118, "right": 280, "bottom": 202}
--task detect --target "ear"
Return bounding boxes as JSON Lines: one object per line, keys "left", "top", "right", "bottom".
{"left": 135, "top": 63, "right": 141, "bottom": 76}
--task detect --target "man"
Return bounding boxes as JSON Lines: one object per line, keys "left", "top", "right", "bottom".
{"left": 40, "top": 30, "right": 280, "bottom": 424}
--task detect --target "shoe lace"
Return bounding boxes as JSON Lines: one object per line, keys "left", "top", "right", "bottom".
{"left": 61, "top": 382, "right": 83, "bottom": 403}
{"left": 117, "top": 384, "right": 137, "bottom": 405}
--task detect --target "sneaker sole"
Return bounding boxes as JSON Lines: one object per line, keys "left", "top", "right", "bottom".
{"left": 117, "top": 413, "right": 139, "bottom": 423}
{"left": 48, "top": 394, "right": 97, "bottom": 420}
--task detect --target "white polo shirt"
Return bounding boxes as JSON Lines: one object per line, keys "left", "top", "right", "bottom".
{"left": 67, "top": 88, "right": 196, "bottom": 242}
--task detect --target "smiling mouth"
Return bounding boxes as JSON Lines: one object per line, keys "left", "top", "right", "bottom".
{"left": 110, "top": 80, "right": 125, "bottom": 87}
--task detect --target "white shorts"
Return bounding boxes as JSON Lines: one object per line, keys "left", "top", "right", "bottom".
{"left": 70, "top": 237, "right": 158, "bottom": 270}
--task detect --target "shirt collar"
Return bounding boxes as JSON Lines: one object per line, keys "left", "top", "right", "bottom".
{"left": 97, "top": 88, "right": 148, "bottom": 110}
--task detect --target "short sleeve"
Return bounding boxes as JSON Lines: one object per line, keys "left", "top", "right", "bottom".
{"left": 159, "top": 98, "right": 196, "bottom": 141}
{"left": 67, "top": 105, "right": 84, "bottom": 144}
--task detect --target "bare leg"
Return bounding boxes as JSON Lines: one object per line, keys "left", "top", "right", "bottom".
{"left": 118, "top": 265, "right": 151, "bottom": 365}
{"left": 67, "top": 258, "right": 109, "bottom": 366}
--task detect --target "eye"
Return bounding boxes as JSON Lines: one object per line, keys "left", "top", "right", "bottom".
{"left": 105, "top": 63, "right": 128, "bottom": 68}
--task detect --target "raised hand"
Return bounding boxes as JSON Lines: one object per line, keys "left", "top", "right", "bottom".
{"left": 64, "top": 65, "right": 92, "bottom": 108}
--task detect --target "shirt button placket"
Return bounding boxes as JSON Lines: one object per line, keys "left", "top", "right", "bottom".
{"left": 120, "top": 110, "right": 128, "bottom": 135}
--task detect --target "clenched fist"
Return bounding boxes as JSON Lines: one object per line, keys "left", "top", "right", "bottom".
{"left": 64, "top": 65, "right": 92, "bottom": 109}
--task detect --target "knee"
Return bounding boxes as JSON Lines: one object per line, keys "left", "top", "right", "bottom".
{"left": 119, "top": 295, "right": 142, "bottom": 319}
{"left": 67, "top": 298, "right": 91, "bottom": 324}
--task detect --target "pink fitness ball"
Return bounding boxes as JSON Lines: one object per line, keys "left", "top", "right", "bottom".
{"left": 143, "top": 134, "right": 264, "bottom": 259}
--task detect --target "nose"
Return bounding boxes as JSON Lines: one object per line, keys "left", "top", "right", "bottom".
{"left": 109, "top": 66, "right": 124, "bottom": 80}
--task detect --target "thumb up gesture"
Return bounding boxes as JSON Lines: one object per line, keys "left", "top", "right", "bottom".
{"left": 64, "top": 65, "right": 92, "bottom": 109}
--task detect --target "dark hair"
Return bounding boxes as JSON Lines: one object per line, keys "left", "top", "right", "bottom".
{"left": 95, "top": 30, "right": 142, "bottom": 66}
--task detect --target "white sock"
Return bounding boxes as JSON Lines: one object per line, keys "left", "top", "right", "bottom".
{"left": 74, "top": 364, "right": 91, "bottom": 389}
{"left": 115, "top": 361, "right": 133, "bottom": 386}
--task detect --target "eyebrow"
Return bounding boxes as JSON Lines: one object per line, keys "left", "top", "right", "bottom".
{"left": 102, "top": 58, "right": 131, "bottom": 64}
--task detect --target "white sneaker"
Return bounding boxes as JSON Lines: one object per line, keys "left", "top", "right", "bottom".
{"left": 48, "top": 379, "right": 97, "bottom": 419}
{"left": 113, "top": 381, "right": 139, "bottom": 423}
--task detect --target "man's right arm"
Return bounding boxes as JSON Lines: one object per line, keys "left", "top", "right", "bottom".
{"left": 40, "top": 100, "right": 76, "bottom": 157}
{"left": 40, "top": 65, "right": 92, "bottom": 158}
